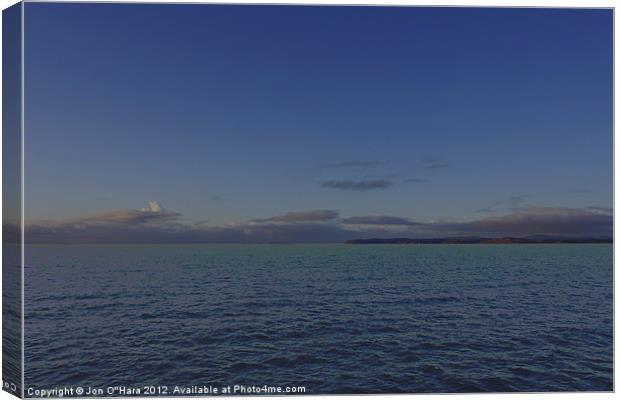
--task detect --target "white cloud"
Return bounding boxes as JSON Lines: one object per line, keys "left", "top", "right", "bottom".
{"left": 141, "top": 201, "right": 164, "bottom": 213}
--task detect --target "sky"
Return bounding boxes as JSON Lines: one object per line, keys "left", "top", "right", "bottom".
{"left": 21, "top": 4, "right": 613, "bottom": 243}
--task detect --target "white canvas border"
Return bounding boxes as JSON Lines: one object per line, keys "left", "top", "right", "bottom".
{"left": 0, "top": 1, "right": 615, "bottom": 400}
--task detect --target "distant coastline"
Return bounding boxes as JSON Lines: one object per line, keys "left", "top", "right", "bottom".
{"left": 345, "top": 237, "right": 613, "bottom": 244}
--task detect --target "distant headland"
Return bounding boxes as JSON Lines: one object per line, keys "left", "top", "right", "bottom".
{"left": 345, "top": 237, "right": 613, "bottom": 244}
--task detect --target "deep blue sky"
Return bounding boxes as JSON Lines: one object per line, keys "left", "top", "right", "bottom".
{"left": 23, "top": 4, "right": 613, "bottom": 242}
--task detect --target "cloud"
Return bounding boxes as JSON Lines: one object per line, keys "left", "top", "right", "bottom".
{"left": 421, "top": 156, "right": 451, "bottom": 170}
{"left": 141, "top": 201, "right": 163, "bottom": 213}
{"left": 74, "top": 209, "right": 180, "bottom": 225}
{"left": 254, "top": 209, "right": 340, "bottom": 223}
{"left": 587, "top": 206, "right": 612, "bottom": 213}
{"left": 43, "top": 202, "right": 182, "bottom": 227}
{"left": 20, "top": 205, "right": 347, "bottom": 243}
{"left": 474, "top": 207, "right": 494, "bottom": 213}
{"left": 403, "top": 178, "right": 430, "bottom": 183}
{"left": 321, "top": 179, "right": 392, "bottom": 191}
{"left": 22, "top": 222, "right": 239, "bottom": 244}
{"left": 239, "top": 222, "right": 354, "bottom": 243}
{"left": 88, "top": 210, "right": 174, "bottom": 224}
{"left": 17, "top": 204, "right": 612, "bottom": 244}
{"left": 428, "top": 206, "right": 612, "bottom": 237}
{"left": 22, "top": 219, "right": 357, "bottom": 244}
{"left": 341, "top": 215, "right": 421, "bottom": 226}
{"left": 20, "top": 204, "right": 404, "bottom": 244}
{"left": 319, "top": 160, "right": 382, "bottom": 170}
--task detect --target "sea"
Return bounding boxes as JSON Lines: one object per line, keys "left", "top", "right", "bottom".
{"left": 22, "top": 244, "right": 613, "bottom": 394}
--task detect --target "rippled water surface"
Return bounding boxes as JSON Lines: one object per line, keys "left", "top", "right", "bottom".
{"left": 24, "top": 244, "right": 613, "bottom": 394}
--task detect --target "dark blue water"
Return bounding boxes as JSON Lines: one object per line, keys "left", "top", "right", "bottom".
{"left": 3, "top": 244, "right": 22, "bottom": 396}
{"left": 24, "top": 244, "right": 613, "bottom": 394}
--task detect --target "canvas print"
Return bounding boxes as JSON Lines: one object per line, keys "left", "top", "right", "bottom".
{"left": 2, "top": 2, "right": 614, "bottom": 397}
